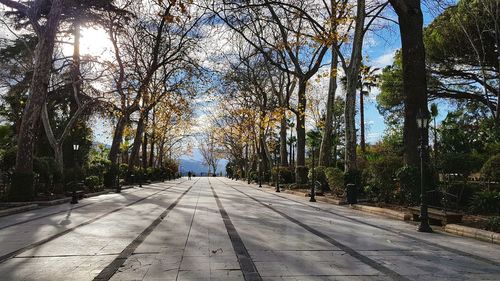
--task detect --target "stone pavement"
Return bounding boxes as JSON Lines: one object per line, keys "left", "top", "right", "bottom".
{"left": 0, "top": 178, "right": 499, "bottom": 281}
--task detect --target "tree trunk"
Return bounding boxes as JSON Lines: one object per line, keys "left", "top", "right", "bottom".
{"left": 149, "top": 110, "right": 155, "bottom": 168}
{"left": 295, "top": 79, "right": 307, "bottom": 184}
{"left": 11, "top": 0, "right": 64, "bottom": 201}
{"left": 142, "top": 130, "right": 148, "bottom": 170}
{"left": 319, "top": 51, "right": 338, "bottom": 167}
{"left": 389, "top": 0, "right": 428, "bottom": 166}
{"left": 129, "top": 114, "right": 146, "bottom": 171}
{"left": 344, "top": 0, "right": 365, "bottom": 173}
{"left": 109, "top": 115, "right": 128, "bottom": 167}
{"left": 279, "top": 115, "right": 288, "bottom": 166}
{"left": 360, "top": 91, "right": 366, "bottom": 154}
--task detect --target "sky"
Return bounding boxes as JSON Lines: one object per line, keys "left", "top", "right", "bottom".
{"left": 1, "top": 2, "right": 449, "bottom": 163}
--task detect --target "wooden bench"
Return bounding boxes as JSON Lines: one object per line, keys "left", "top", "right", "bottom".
{"left": 409, "top": 206, "right": 463, "bottom": 225}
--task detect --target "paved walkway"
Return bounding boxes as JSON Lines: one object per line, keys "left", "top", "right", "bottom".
{"left": 0, "top": 178, "right": 499, "bottom": 281}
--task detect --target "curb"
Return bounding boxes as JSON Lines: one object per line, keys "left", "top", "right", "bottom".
{"left": 350, "top": 204, "right": 411, "bottom": 221}
{"left": 34, "top": 198, "right": 72, "bottom": 206}
{"left": 259, "top": 184, "right": 348, "bottom": 205}
{"left": 84, "top": 190, "right": 110, "bottom": 198}
{"left": 0, "top": 204, "right": 38, "bottom": 217}
{"left": 444, "top": 224, "right": 500, "bottom": 245}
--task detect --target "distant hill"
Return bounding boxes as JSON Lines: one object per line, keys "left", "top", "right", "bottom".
{"left": 179, "top": 158, "right": 227, "bottom": 176}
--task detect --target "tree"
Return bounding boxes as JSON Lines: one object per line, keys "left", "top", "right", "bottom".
{"left": 199, "top": 130, "right": 222, "bottom": 175}
{"left": 1, "top": 0, "right": 65, "bottom": 200}
{"left": 388, "top": 0, "right": 429, "bottom": 167}
{"left": 424, "top": 0, "right": 499, "bottom": 121}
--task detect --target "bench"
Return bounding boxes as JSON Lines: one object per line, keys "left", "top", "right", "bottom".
{"left": 409, "top": 206, "right": 463, "bottom": 225}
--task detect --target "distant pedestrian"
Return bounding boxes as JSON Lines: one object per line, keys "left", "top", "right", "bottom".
{"left": 188, "top": 171, "right": 192, "bottom": 180}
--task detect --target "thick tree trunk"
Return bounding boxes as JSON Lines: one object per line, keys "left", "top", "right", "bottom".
{"left": 360, "top": 91, "right": 366, "bottom": 154}
{"left": 390, "top": 0, "right": 428, "bottom": 166}
{"left": 142, "top": 130, "right": 148, "bottom": 170}
{"left": 295, "top": 79, "right": 307, "bottom": 184}
{"left": 10, "top": 0, "right": 64, "bottom": 201}
{"left": 129, "top": 115, "right": 146, "bottom": 171}
{"left": 279, "top": 115, "right": 288, "bottom": 166}
{"left": 109, "top": 115, "right": 127, "bottom": 167}
{"left": 319, "top": 51, "right": 338, "bottom": 167}
{"left": 149, "top": 111, "right": 155, "bottom": 168}
{"left": 344, "top": 0, "right": 365, "bottom": 173}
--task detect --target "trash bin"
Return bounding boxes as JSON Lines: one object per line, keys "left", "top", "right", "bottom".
{"left": 346, "top": 183, "right": 357, "bottom": 204}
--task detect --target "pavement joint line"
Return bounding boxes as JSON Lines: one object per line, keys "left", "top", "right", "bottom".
{"left": 0, "top": 179, "right": 188, "bottom": 231}
{"left": 14, "top": 253, "right": 122, "bottom": 258}
{"left": 208, "top": 178, "right": 263, "bottom": 281}
{"left": 238, "top": 179, "right": 500, "bottom": 268}
{"left": 92, "top": 179, "right": 199, "bottom": 281}
{"left": 219, "top": 179, "right": 410, "bottom": 281}
{"left": 174, "top": 181, "right": 203, "bottom": 281}
{"left": 0, "top": 181, "right": 182, "bottom": 265}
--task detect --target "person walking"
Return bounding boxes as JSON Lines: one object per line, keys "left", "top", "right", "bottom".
{"left": 188, "top": 171, "right": 192, "bottom": 180}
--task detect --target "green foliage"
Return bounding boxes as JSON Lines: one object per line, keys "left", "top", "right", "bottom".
{"left": 295, "top": 166, "right": 308, "bottom": 184}
{"left": 481, "top": 154, "right": 500, "bottom": 182}
{"left": 249, "top": 170, "right": 258, "bottom": 181}
{"left": 271, "top": 166, "right": 295, "bottom": 184}
{"left": 395, "top": 165, "right": 420, "bottom": 205}
{"left": 33, "top": 157, "right": 61, "bottom": 192}
{"left": 9, "top": 172, "right": 34, "bottom": 201}
{"left": 365, "top": 155, "right": 402, "bottom": 203}
{"left": 0, "top": 146, "right": 17, "bottom": 171}
{"left": 325, "top": 167, "right": 344, "bottom": 194}
{"left": 84, "top": 175, "right": 101, "bottom": 191}
{"left": 308, "top": 166, "right": 328, "bottom": 190}
{"left": 438, "top": 152, "right": 483, "bottom": 177}
{"left": 469, "top": 190, "right": 500, "bottom": 215}
{"left": 486, "top": 216, "right": 500, "bottom": 233}
{"left": 377, "top": 51, "right": 403, "bottom": 121}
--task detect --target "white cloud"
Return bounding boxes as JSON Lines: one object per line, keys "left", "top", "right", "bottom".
{"left": 372, "top": 50, "right": 396, "bottom": 68}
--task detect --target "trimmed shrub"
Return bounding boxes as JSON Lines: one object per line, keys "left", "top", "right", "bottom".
{"left": 308, "top": 166, "right": 328, "bottom": 191}
{"left": 295, "top": 166, "right": 308, "bottom": 184}
{"left": 325, "top": 167, "right": 344, "bottom": 195}
{"left": 439, "top": 152, "right": 483, "bottom": 178}
{"left": 469, "top": 190, "right": 500, "bottom": 215}
{"left": 365, "top": 155, "right": 402, "bottom": 203}
{"left": 486, "top": 216, "right": 500, "bottom": 232}
{"left": 84, "top": 175, "right": 101, "bottom": 191}
{"left": 396, "top": 165, "right": 420, "bottom": 205}
{"left": 271, "top": 166, "right": 295, "bottom": 184}
{"left": 481, "top": 154, "right": 500, "bottom": 183}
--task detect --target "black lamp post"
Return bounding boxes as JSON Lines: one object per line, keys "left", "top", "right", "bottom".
{"left": 310, "top": 143, "right": 316, "bottom": 202}
{"left": 116, "top": 164, "right": 121, "bottom": 193}
{"left": 258, "top": 158, "right": 262, "bottom": 187}
{"left": 416, "top": 109, "right": 433, "bottom": 233}
{"left": 71, "top": 144, "right": 79, "bottom": 204}
{"left": 275, "top": 141, "right": 280, "bottom": 193}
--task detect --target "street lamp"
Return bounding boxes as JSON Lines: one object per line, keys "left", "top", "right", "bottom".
{"left": 274, "top": 141, "right": 280, "bottom": 192}
{"left": 71, "top": 144, "right": 79, "bottom": 204}
{"left": 416, "top": 109, "right": 432, "bottom": 233}
{"left": 310, "top": 143, "right": 316, "bottom": 202}
{"left": 258, "top": 158, "right": 262, "bottom": 188}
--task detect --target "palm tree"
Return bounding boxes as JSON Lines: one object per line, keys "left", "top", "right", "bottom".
{"left": 359, "top": 65, "right": 379, "bottom": 154}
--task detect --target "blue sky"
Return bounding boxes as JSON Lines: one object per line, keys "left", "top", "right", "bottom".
{"left": 91, "top": 3, "right": 450, "bottom": 161}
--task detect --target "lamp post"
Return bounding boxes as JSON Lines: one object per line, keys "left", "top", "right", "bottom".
{"left": 116, "top": 164, "right": 121, "bottom": 193}
{"left": 71, "top": 144, "right": 79, "bottom": 204}
{"left": 309, "top": 143, "right": 316, "bottom": 202}
{"left": 258, "top": 158, "right": 262, "bottom": 188}
{"left": 416, "top": 109, "right": 433, "bottom": 233}
{"left": 139, "top": 164, "right": 143, "bottom": 188}
{"left": 275, "top": 141, "right": 280, "bottom": 193}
